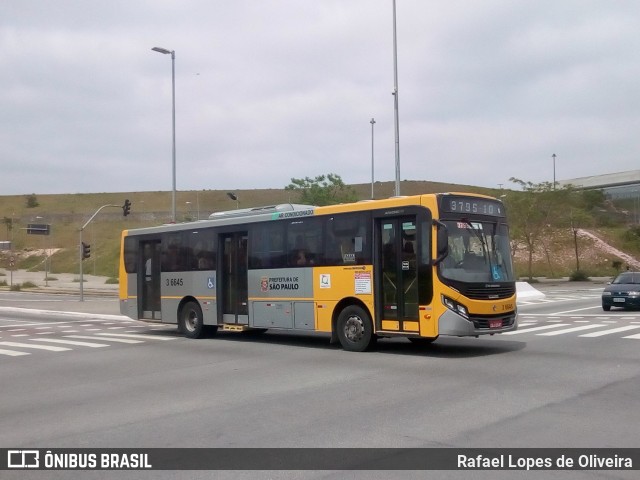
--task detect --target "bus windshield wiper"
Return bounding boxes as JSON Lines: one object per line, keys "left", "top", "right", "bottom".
{"left": 461, "top": 218, "right": 494, "bottom": 275}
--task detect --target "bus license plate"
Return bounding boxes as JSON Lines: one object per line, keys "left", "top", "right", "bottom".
{"left": 613, "top": 298, "right": 626, "bottom": 303}
{"left": 489, "top": 319, "right": 503, "bottom": 329}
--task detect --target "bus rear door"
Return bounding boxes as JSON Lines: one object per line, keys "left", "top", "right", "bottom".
{"left": 220, "top": 232, "right": 249, "bottom": 325}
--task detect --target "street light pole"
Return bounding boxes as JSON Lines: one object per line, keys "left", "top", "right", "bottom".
{"left": 370, "top": 118, "right": 376, "bottom": 199}
{"left": 152, "top": 46, "right": 177, "bottom": 222}
{"left": 392, "top": 0, "right": 401, "bottom": 196}
{"left": 78, "top": 204, "right": 122, "bottom": 301}
{"left": 552, "top": 153, "right": 557, "bottom": 190}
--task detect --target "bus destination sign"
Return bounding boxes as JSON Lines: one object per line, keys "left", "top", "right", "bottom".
{"left": 440, "top": 195, "right": 505, "bottom": 217}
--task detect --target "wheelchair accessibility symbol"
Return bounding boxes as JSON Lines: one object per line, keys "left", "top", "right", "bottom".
{"left": 207, "top": 277, "right": 215, "bottom": 289}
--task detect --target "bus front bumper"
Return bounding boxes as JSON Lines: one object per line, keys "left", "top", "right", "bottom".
{"left": 438, "top": 309, "right": 518, "bottom": 337}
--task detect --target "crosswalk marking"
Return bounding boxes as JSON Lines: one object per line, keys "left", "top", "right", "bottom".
{"left": 0, "top": 341, "right": 70, "bottom": 352}
{"left": 623, "top": 333, "right": 640, "bottom": 339}
{"left": 537, "top": 324, "right": 605, "bottom": 336}
{"left": 503, "top": 324, "right": 570, "bottom": 335}
{"left": 31, "top": 338, "right": 109, "bottom": 348}
{"left": 580, "top": 326, "right": 640, "bottom": 337}
{"left": 95, "top": 333, "right": 176, "bottom": 341}
{"left": 0, "top": 348, "right": 30, "bottom": 356}
{"left": 65, "top": 335, "right": 143, "bottom": 344}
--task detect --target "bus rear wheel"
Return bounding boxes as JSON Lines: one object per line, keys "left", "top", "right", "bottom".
{"left": 336, "top": 305, "right": 375, "bottom": 352}
{"left": 180, "top": 301, "right": 205, "bottom": 339}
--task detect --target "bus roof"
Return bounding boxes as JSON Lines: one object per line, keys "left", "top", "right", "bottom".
{"left": 123, "top": 192, "right": 498, "bottom": 236}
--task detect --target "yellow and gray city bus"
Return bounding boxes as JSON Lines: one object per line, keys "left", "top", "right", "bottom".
{"left": 119, "top": 193, "right": 517, "bottom": 351}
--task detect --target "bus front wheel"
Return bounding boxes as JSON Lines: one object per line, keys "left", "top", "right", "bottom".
{"left": 336, "top": 305, "right": 375, "bottom": 352}
{"left": 180, "top": 301, "right": 205, "bottom": 339}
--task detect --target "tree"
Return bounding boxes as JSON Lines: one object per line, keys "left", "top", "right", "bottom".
{"left": 505, "top": 178, "right": 604, "bottom": 279}
{"left": 25, "top": 193, "right": 39, "bottom": 208}
{"left": 285, "top": 173, "right": 357, "bottom": 206}
{"left": 505, "top": 178, "right": 576, "bottom": 280}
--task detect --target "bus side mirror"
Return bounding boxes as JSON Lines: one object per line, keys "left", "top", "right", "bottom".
{"left": 433, "top": 220, "right": 448, "bottom": 265}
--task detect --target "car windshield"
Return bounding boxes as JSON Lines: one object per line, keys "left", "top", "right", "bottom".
{"left": 438, "top": 220, "right": 515, "bottom": 283}
{"left": 612, "top": 273, "right": 640, "bottom": 284}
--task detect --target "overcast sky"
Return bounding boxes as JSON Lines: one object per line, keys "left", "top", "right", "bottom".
{"left": 1, "top": 0, "right": 639, "bottom": 196}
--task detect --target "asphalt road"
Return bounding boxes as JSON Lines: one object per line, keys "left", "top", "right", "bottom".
{"left": 1, "top": 284, "right": 639, "bottom": 480}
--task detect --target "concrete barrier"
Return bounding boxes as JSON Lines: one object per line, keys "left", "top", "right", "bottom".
{"left": 516, "top": 281, "right": 546, "bottom": 301}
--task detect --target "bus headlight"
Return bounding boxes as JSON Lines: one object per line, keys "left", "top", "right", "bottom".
{"left": 442, "top": 295, "right": 469, "bottom": 319}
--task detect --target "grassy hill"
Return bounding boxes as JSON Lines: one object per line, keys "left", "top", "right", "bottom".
{"left": 1, "top": 180, "right": 638, "bottom": 281}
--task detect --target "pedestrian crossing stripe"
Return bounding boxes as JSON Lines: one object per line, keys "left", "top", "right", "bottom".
{"left": 537, "top": 324, "right": 605, "bottom": 336}
{"left": 580, "top": 326, "right": 640, "bottom": 337}
{"left": 31, "top": 338, "right": 109, "bottom": 348}
{"left": 503, "top": 324, "right": 570, "bottom": 335}
{"left": 0, "top": 348, "right": 29, "bottom": 356}
{"left": 0, "top": 341, "right": 70, "bottom": 352}
{"left": 95, "top": 333, "right": 176, "bottom": 341}
{"left": 65, "top": 335, "right": 143, "bottom": 344}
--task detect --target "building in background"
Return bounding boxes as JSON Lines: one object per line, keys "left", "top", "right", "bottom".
{"left": 559, "top": 170, "right": 640, "bottom": 200}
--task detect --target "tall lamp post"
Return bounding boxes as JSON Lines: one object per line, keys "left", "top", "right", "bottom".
{"left": 392, "top": 0, "right": 401, "bottom": 196}
{"left": 370, "top": 118, "right": 376, "bottom": 199}
{"left": 152, "top": 46, "right": 177, "bottom": 222}
{"left": 227, "top": 192, "right": 239, "bottom": 209}
{"left": 552, "top": 153, "right": 557, "bottom": 190}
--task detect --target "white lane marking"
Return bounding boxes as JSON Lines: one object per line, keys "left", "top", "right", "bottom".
{"left": 0, "top": 341, "right": 70, "bottom": 352}
{"left": 30, "top": 338, "right": 109, "bottom": 348}
{"left": 538, "top": 324, "right": 605, "bottom": 336}
{"left": 551, "top": 306, "right": 605, "bottom": 315}
{"left": 502, "top": 324, "right": 570, "bottom": 335}
{"left": 580, "top": 326, "right": 640, "bottom": 337}
{"left": 95, "top": 333, "right": 176, "bottom": 341}
{"left": 65, "top": 335, "right": 143, "bottom": 344}
{"left": 623, "top": 333, "right": 640, "bottom": 339}
{"left": 0, "top": 348, "right": 30, "bottom": 356}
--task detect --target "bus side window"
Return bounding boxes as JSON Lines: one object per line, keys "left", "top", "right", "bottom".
{"left": 250, "top": 222, "right": 285, "bottom": 269}
{"left": 123, "top": 236, "right": 138, "bottom": 273}
{"left": 286, "top": 218, "right": 323, "bottom": 267}
{"left": 326, "top": 213, "right": 370, "bottom": 265}
{"left": 189, "top": 229, "right": 216, "bottom": 271}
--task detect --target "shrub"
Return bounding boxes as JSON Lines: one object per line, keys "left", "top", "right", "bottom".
{"left": 569, "top": 270, "right": 590, "bottom": 281}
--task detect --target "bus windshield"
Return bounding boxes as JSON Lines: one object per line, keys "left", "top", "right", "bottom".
{"left": 438, "top": 220, "right": 514, "bottom": 283}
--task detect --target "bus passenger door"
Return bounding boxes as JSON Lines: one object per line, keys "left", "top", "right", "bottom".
{"left": 376, "top": 217, "right": 419, "bottom": 331}
{"left": 139, "top": 240, "right": 161, "bottom": 320}
{"left": 220, "top": 232, "right": 249, "bottom": 324}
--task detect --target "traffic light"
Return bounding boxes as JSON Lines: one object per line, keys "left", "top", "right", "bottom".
{"left": 81, "top": 242, "right": 91, "bottom": 260}
{"left": 122, "top": 199, "right": 131, "bottom": 217}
